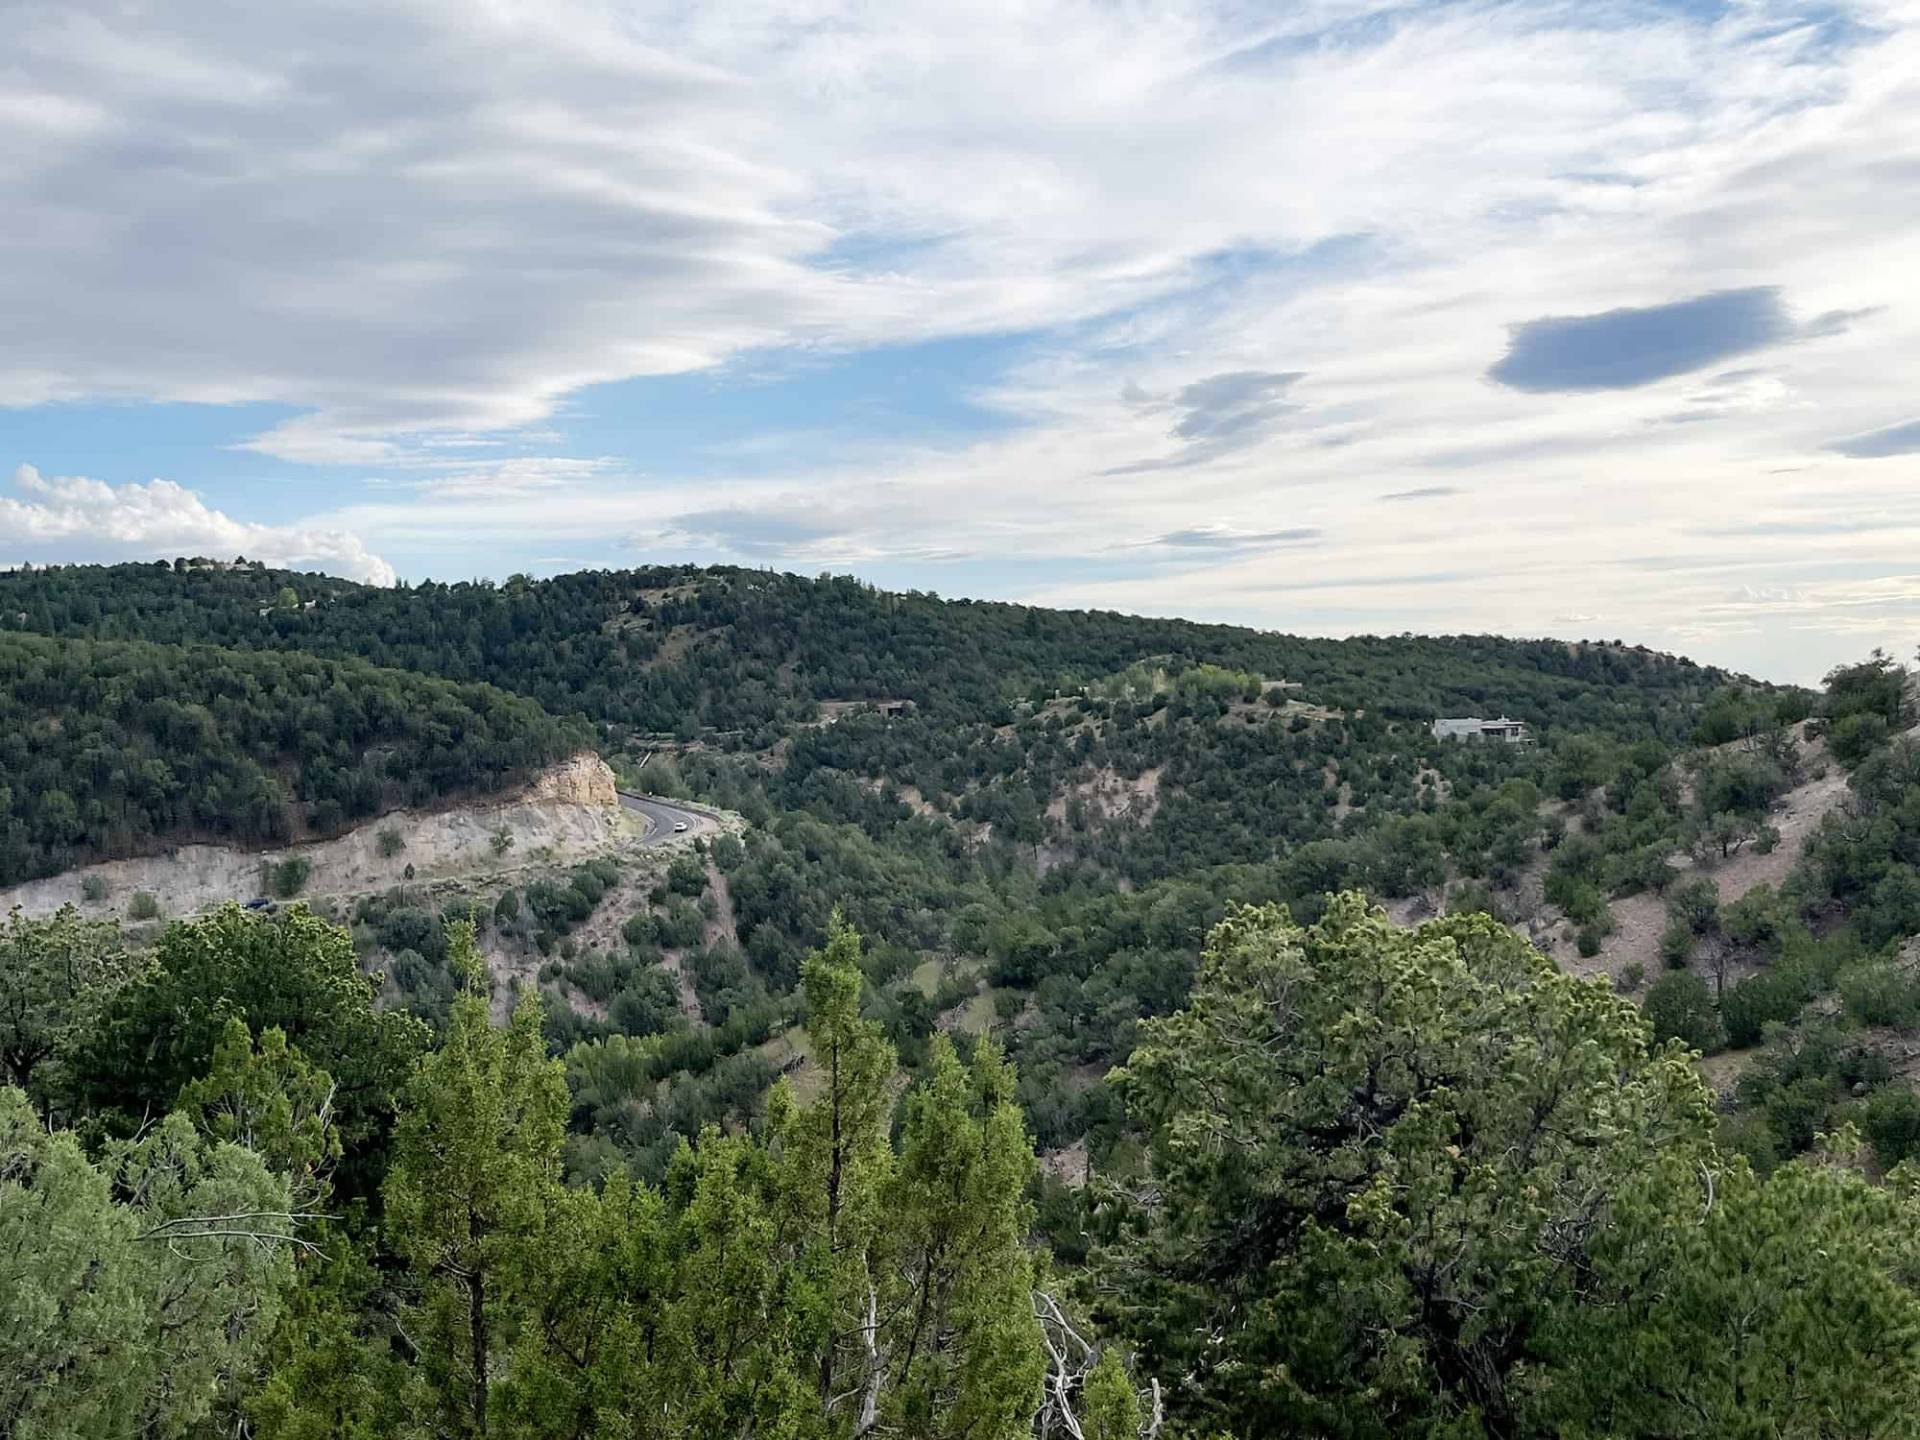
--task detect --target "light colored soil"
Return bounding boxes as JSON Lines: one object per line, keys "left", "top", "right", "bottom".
{"left": 1554, "top": 891, "right": 1667, "bottom": 986}
{"left": 1045, "top": 765, "right": 1163, "bottom": 828}
{"left": 659, "top": 951, "right": 704, "bottom": 1022}
{"left": 1383, "top": 891, "right": 1442, "bottom": 926}
{"left": 758, "top": 1025, "right": 823, "bottom": 1103}
{"left": 702, "top": 863, "right": 739, "bottom": 949}
{"left": 935, "top": 988, "right": 1001, "bottom": 1036}
{"left": 1, "top": 755, "right": 635, "bottom": 925}
{"left": 1696, "top": 1048, "right": 1757, "bottom": 1097}
{"left": 856, "top": 776, "right": 942, "bottom": 819}
{"left": 1040, "top": 1139, "right": 1091, "bottom": 1188}
{"left": 1694, "top": 742, "right": 1849, "bottom": 903}
{"left": 1528, "top": 743, "right": 1849, "bottom": 991}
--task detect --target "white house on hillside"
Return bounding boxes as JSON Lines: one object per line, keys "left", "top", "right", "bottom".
{"left": 1432, "top": 716, "right": 1529, "bottom": 743}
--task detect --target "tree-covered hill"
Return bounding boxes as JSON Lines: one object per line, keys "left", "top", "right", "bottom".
{"left": 0, "top": 558, "right": 1786, "bottom": 1166}
{"left": 16, "top": 559, "right": 1920, "bottom": 1437}
{"left": 0, "top": 560, "right": 1739, "bottom": 740}
{"left": 0, "top": 632, "right": 588, "bottom": 885}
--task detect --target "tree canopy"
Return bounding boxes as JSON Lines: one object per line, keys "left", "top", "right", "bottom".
{"left": 0, "top": 631, "right": 586, "bottom": 884}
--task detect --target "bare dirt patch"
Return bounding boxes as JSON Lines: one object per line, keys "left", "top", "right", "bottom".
{"left": 1040, "top": 1139, "right": 1091, "bottom": 1188}
{"left": 1, "top": 755, "right": 634, "bottom": 925}
{"left": 1694, "top": 743, "right": 1850, "bottom": 903}
{"left": 1540, "top": 891, "right": 1668, "bottom": 988}
{"left": 1696, "top": 1047, "right": 1759, "bottom": 1098}
{"left": 1046, "top": 765, "right": 1163, "bottom": 828}
{"left": 1523, "top": 740, "right": 1850, "bottom": 990}
{"left": 702, "top": 862, "right": 739, "bottom": 949}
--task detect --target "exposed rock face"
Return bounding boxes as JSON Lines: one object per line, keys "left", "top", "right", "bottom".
{"left": 524, "top": 752, "right": 618, "bottom": 809}
{"left": 0, "top": 753, "right": 627, "bottom": 923}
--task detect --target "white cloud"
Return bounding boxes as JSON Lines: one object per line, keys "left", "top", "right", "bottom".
{"left": 4, "top": 0, "right": 1919, "bottom": 680}
{"left": 2, "top": 465, "right": 396, "bottom": 585}
{"left": 8, "top": 0, "right": 1894, "bottom": 455}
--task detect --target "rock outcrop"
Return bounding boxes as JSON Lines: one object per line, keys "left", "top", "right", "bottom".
{"left": 0, "top": 754, "right": 627, "bottom": 923}
{"left": 524, "top": 752, "right": 619, "bottom": 809}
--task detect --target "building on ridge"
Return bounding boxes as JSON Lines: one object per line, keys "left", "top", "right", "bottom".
{"left": 1432, "top": 715, "right": 1529, "bottom": 743}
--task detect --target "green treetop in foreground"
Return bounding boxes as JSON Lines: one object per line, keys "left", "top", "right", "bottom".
{"left": 1106, "top": 895, "right": 1920, "bottom": 1438}
{"left": 8, "top": 896, "right": 1920, "bottom": 1436}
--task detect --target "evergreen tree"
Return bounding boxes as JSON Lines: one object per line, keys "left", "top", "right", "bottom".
{"left": 1107, "top": 894, "right": 1714, "bottom": 1435}
{"left": 384, "top": 925, "right": 567, "bottom": 1437}
{"left": 881, "top": 1033, "right": 1044, "bottom": 1438}
{"left": 773, "top": 913, "right": 897, "bottom": 1430}
{"left": 0, "top": 905, "right": 134, "bottom": 1113}
{"left": 1079, "top": 1349, "right": 1143, "bottom": 1440}
{"left": 0, "top": 1087, "right": 298, "bottom": 1438}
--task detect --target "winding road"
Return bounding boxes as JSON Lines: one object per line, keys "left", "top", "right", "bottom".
{"left": 618, "top": 791, "right": 721, "bottom": 845}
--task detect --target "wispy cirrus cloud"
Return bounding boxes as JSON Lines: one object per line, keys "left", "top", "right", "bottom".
{"left": 5, "top": 0, "right": 1920, "bottom": 684}
{"left": 1131, "top": 523, "right": 1323, "bottom": 554}
{"left": 1828, "top": 418, "right": 1920, "bottom": 458}
{"left": 1108, "top": 370, "right": 1307, "bottom": 472}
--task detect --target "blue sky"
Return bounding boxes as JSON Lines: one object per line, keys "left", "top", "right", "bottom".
{"left": 4, "top": 0, "right": 1919, "bottom": 683}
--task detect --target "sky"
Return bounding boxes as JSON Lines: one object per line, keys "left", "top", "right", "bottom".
{"left": 3, "top": 0, "right": 1918, "bottom": 685}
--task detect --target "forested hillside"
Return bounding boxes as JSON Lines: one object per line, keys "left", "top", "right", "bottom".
{"left": 0, "top": 561, "right": 1790, "bottom": 1170}
{"left": 10, "top": 898, "right": 1920, "bottom": 1437}
{"left": 12, "top": 559, "right": 1920, "bottom": 1435}
{"left": 0, "top": 559, "right": 1728, "bottom": 736}
{"left": 0, "top": 631, "right": 587, "bottom": 884}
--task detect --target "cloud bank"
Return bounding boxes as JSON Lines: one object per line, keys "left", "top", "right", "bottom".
{"left": 3, "top": 0, "right": 1920, "bottom": 680}
{"left": 3, "top": 466, "right": 395, "bottom": 585}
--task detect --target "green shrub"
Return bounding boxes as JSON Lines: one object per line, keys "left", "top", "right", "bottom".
{"left": 377, "top": 827, "right": 406, "bottom": 858}
{"left": 1721, "top": 968, "right": 1810, "bottom": 1048}
{"left": 266, "top": 856, "right": 313, "bottom": 898}
{"left": 1659, "top": 920, "right": 1695, "bottom": 969}
{"left": 1839, "top": 961, "right": 1920, "bottom": 1030}
{"left": 1644, "top": 970, "right": 1717, "bottom": 1050}
{"left": 1667, "top": 877, "right": 1720, "bottom": 937}
{"left": 440, "top": 897, "right": 485, "bottom": 932}
{"left": 568, "top": 952, "right": 618, "bottom": 1003}
{"left": 377, "top": 905, "right": 446, "bottom": 963}
{"left": 127, "top": 890, "right": 161, "bottom": 921}
{"left": 711, "top": 833, "right": 745, "bottom": 872}
{"left": 80, "top": 874, "right": 109, "bottom": 903}
{"left": 1723, "top": 884, "right": 1791, "bottom": 954}
{"left": 667, "top": 854, "right": 708, "bottom": 897}
{"left": 610, "top": 970, "right": 680, "bottom": 1037}
{"left": 1861, "top": 1087, "right": 1920, "bottom": 1168}
{"left": 656, "top": 900, "right": 705, "bottom": 950}
{"left": 1830, "top": 711, "right": 1892, "bottom": 768}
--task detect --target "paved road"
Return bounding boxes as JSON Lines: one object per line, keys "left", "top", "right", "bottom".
{"left": 617, "top": 791, "right": 719, "bottom": 845}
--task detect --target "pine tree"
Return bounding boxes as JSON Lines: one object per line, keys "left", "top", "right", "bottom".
{"left": 772, "top": 914, "right": 896, "bottom": 1432}
{"left": 882, "top": 1034, "right": 1045, "bottom": 1438}
{"left": 0, "top": 1087, "right": 298, "bottom": 1438}
{"left": 384, "top": 925, "right": 567, "bottom": 1437}
{"left": 1079, "top": 1349, "right": 1142, "bottom": 1440}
